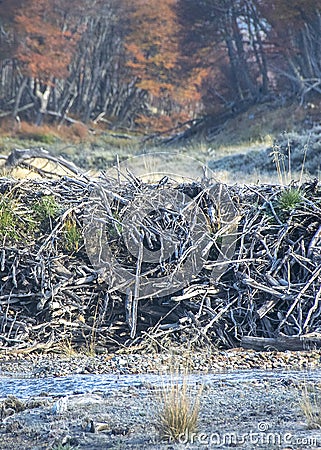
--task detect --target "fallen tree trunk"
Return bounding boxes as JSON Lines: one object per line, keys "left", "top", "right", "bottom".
{"left": 241, "top": 334, "right": 321, "bottom": 351}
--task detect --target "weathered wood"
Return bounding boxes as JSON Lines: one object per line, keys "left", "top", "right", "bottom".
{"left": 241, "top": 334, "right": 321, "bottom": 351}
{"left": 0, "top": 155, "right": 321, "bottom": 353}
{"left": 4, "top": 148, "right": 84, "bottom": 177}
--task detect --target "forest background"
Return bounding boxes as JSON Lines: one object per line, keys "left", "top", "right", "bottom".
{"left": 0, "top": 0, "right": 321, "bottom": 138}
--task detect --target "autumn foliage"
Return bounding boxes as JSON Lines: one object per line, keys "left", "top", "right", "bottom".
{"left": 15, "top": 1, "right": 78, "bottom": 80}
{"left": 0, "top": 0, "right": 321, "bottom": 131}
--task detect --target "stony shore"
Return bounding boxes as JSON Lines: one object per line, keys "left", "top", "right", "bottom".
{"left": 0, "top": 348, "right": 321, "bottom": 378}
{"left": 0, "top": 349, "right": 321, "bottom": 449}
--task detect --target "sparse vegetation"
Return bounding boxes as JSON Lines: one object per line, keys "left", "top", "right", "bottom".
{"left": 0, "top": 197, "right": 19, "bottom": 240}
{"left": 81, "top": 303, "right": 99, "bottom": 357}
{"left": 63, "top": 218, "right": 82, "bottom": 253}
{"left": 33, "top": 195, "right": 60, "bottom": 221}
{"left": 0, "top": 195, "right": 36, "bottom": 242}
{"left": 52, "top": 444, "right": 76, "bottom": 450}
{"left": 300, "top": 384, "right": 321, "bottom": 429}
{"left": 156, "top": 375, "right": 202, "bottom": 442}
{"left": 277, "top": 187, "right": 302, "bottom": 212}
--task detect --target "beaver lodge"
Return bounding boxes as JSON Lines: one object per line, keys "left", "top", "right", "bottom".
{"left": 0, "top": 148, "right": 321, "bottom": 354}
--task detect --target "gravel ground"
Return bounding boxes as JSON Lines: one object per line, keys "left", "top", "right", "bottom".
{"left": 1, "top": 348, "right": 321, "bottom": 378}
{"left": 1, "top": 349, "right": 321, "bottom": 449}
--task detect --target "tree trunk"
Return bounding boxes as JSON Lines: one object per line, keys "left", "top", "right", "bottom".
{"left": 34, "top": 80, "right": 51, "bottom": 126}
{"left": 241, "top": 334, "right": 321, "bottom": 351}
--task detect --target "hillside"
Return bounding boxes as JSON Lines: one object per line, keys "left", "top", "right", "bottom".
{"left": 1, "top": 101, "right": 320, "bottom": 185}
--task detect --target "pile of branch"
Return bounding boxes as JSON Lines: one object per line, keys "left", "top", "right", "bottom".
{"left": 0, "top": 165, "right": 321, "bottom": 353}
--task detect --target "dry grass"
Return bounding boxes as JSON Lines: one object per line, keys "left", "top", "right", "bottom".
{"left": 300, "top": 384, "right": 321, "bottom": 429}
{"left": 156, "top": 374, "right": 202, "bottom": 443}
{"left": 56, "top": 339, "right": 79, "bottom": 358}
{"left": 16, "top": 122, "right": 59, "bottom": 144}
{"left": 0, "top": 101, "right": 314, "bottom": 186}
{"left": 209, "top": 102, "right": 305, "bottom": 150}
{"left": 58, "top": 122, "right": 89, "bottom": 141}
{"left": 0, "top": 119, "right": 91, "bottom": 143}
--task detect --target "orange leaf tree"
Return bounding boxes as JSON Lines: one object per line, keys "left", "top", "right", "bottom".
{"left": 14, "top": 0, "right": 79, "bottom": 81}
{"left": 123, "top": 0, "right": 204, "bottom": 131}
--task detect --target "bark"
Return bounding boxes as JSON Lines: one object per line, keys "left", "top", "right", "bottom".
{"left": 241, "top": 334, "right": 321, "bottom": 351}
{"left": 34, "top": 80, "right": 51, "bottom": 125}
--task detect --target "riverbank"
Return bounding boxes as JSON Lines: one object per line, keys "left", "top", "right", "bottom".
{"left": 1, "top": 348, "right": 321, "bottom": 378}
{"left": 1, "top": 349, "right": 321, "bottom": 449}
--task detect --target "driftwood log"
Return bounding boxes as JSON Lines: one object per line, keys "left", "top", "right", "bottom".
{"left": 241, "top": 334, "right": 321, "bottom": 351}
{"left": 2, "top": 147, "right": 85, "bottom": 179}
{"left": 0, "top": 149, "right": 321, "bottom": 353}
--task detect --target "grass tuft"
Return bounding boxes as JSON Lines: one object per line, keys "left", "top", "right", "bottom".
{"left": 57, "top": 338, "right": 79, "bottom": 358}
{"left": 156, "top": 375, "right": 202, "bottom": 443}
{"left": 52, "top": 444, "right": 76, "bottom": 450}
{"left": 277, "top": 187, "right": 302, "bottom": 212}
{"left": 33, "top": 195, "right": 60, "bottom": 221}
{"left": 63, "top": 218, "right": 82, "bottom": 253}
{"left": 0, "top": 195, "right": 36, "bottom": 242}
{"left": 300, "top": 384, "right": 321, "bottom": 429}
{"left": 0, "top": 197, "right": 19, "bottom": 240}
